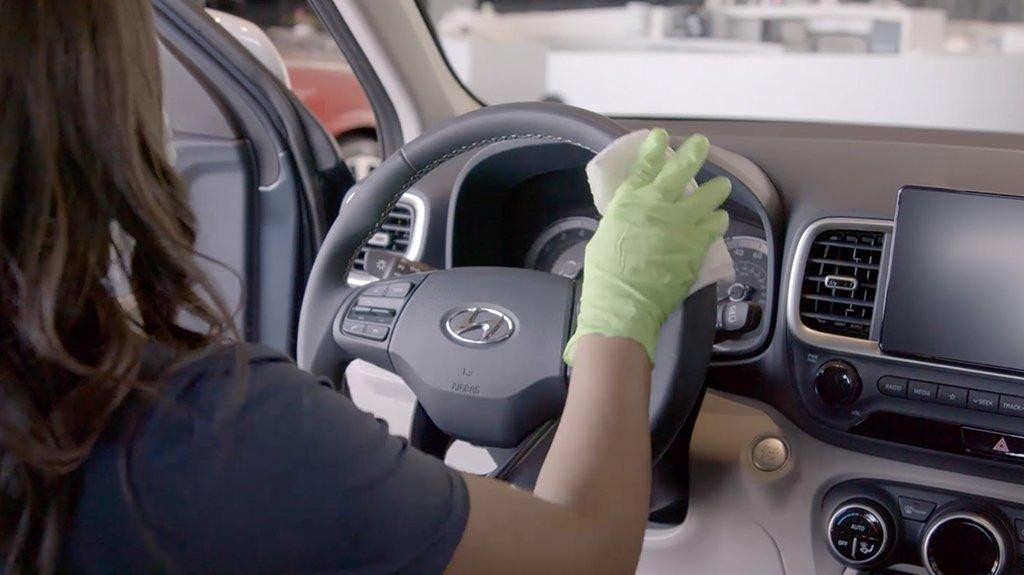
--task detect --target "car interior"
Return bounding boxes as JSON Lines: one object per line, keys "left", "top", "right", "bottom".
{"left": 160, "top": 1, "right": 1024, "bottom": 573}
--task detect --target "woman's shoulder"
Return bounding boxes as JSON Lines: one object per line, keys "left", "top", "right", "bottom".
{"left": 154, "top": 341, "right": 323, "bottom": 392}
{"left": 112, "top": 342, "right": 340, "bottom": 444}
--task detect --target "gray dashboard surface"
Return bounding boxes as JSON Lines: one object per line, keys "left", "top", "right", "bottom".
{"left": 625, "top": 119, "right": 1024, "bottom": 225}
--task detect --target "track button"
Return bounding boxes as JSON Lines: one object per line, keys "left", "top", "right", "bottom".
{"left": 999, "top": 395, "right": 1024, "bottom": 417}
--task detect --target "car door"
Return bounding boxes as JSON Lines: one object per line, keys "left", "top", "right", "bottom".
{"left": 153, "top": 0, "right": 355, "bottom": 355}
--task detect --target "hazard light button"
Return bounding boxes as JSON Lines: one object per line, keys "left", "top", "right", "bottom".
{"left": 962, "top": 427, "right": 1024, "bottom": 459}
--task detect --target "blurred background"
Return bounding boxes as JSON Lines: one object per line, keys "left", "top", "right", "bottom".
{"left": 209, "top": 0, "right": 1024, "bottom": 176}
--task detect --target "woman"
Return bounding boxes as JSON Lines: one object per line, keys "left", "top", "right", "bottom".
{"left": 0, "top": 1, "right": 729, "bottom": 574}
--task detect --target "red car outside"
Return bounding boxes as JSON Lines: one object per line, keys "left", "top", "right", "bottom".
{"left": 285, "top": 55, "right": 379, "bottom": 181}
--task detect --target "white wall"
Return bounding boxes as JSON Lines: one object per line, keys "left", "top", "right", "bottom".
{"left": 544, "top": 51, "right": 1024, "bottom": 133}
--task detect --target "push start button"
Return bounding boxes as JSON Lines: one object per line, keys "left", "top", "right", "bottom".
{"left": 751, "top": 436, "right": 788, "bottom": 472}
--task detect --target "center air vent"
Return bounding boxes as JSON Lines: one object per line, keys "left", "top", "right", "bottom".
{"left": 799, "top": 230, "right": 885, "bottom": 339}
{"left": 353, "top": 201, "right": 415, "bottom": 272}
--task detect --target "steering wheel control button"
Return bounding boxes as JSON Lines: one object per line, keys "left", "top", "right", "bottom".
{"left": 363, "top": 283, "right": 389, "bottom": 297}
{"left": 363, "top": 324, "right": 390, "bottom": 342}
{"left": 936, "top": 385, "right": 968, "bottom": 408}
{"left": 384, "top": 282, "right": 412, "bottom": 298}
{"left": 347, "top": 306, "right": 395, "bottom": 325}
{"left": 962, "top": 427, "right": 1024, "bottom": 458}
{"left": 908, "top": 380, "right": 939, "bottom": 402}
{"left": 922, "top": 511, "right": 1009, "bottom": 575}
{"left": 898, "top": 496, "right": 937, "bottom": 522}
{"left": 827, "top": 502, "right": 891, "bottom": 567}
{"left": 814, "top": 360, "right": 862, "bottom": 405}
{"left": 968, "top": 390, "right": 1000, "bottom": 413}
{"left": 751, "top": 436, "right": 788, "bottom": 472}
{"left": 342, "top": 321, "right": 367, "bottom": 337}
{"left": 877, "top": 376, "right": 908, "bottom": 398}
{"left": 443, "top": 307, "right": 515, "bottom": 345}
{"left": 998, "top": 395, "right": 1024, "bottom": 417}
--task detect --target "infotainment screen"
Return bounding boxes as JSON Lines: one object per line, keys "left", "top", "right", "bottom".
{"left": 880, "top": 186, "right": 1024, "bottom": 373}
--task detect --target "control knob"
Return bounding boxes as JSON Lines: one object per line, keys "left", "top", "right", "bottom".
{"left": 815, "top": 360, "right": 862, "bottom": 405}
{"left": 826, "top": 499, "right": 895, "bottom": 569}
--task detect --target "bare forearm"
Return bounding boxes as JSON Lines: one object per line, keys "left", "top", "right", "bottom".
{"left": 534, "top": 335, "right": 652, "bottom": 564}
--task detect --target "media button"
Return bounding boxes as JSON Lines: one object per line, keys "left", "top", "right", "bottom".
{"left": 877, "top": 377, "right": 908, "bottom": 398}
{"left": 968, "top": 390, "right": 1000, "bottom": 413}
{"left": 908, "top": 380, "right": 938, "bottom": 402}
{"left": 998, "top": 395, "right": 1024, "bottom": 418}
{"left": 936, "top": 385, "right": 968, "bottom": 408}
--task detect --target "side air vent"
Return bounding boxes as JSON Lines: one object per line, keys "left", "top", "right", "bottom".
{"left": 353, "top": 201, "right": 415, "bottom": 272}
{"left": 799, "top": 229, "right": 885, "bottom": 339}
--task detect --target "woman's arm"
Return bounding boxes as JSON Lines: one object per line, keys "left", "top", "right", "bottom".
{"left": 445, "top": 131, "right": 731, "bottom": 575}
{"left": 446, "top": 335, "right": 651, "bottom": 575}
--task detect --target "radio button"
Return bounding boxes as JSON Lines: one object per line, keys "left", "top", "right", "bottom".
{"left": 908, "top": 380, "right": 938, "bottom": 402}
{"left": 936, "top": 385, "right": 968, "bottom": 408}
{"left": 968, "top": 390, "right": 1000, "bottom": 413}
{"left": 998, "top": 395, "right": 1024, "bottom": 417}
{"left": 877, "top": 377, "right": 908, "bottom": 398}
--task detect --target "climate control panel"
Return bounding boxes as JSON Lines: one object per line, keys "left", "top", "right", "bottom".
{"left": 827, "top": 500, "right": 894, "bottom": 567}
{"left": 823, "top": 480, "right": 1023, "bottom": 574}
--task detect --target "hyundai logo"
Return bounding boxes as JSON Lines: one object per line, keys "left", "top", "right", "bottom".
{"left": 444, "top": 307, "right": 515, "bottom": 345}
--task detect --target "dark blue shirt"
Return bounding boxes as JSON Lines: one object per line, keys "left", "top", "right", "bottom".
{"left": 61, "top": 344, "right": 469, "bottom": 574}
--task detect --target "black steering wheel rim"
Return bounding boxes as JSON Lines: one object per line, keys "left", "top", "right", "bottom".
{"left": 296, "top": 102, "right": 717, "bottom": 483}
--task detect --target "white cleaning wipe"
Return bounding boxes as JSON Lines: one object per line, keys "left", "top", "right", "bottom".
{"left": 585, "top": 129, "right": 736, "bottom": 296}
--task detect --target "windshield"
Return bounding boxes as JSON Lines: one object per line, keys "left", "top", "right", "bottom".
{"left": 419, "top": 0, "right": 1024, "bottom": 134}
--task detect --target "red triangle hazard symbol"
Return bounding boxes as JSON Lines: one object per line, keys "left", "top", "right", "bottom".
{"left": 992, "top": 437, "right": 1010, "bottom": 453}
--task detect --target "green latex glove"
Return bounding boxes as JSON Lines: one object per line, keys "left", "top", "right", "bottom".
{"left": 564, "top": 130, "right": 731, "bottom": 365}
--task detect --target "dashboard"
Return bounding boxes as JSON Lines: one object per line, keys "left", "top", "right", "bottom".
{"left": 352, "top": 121, "right": 1024, "bottom": 575}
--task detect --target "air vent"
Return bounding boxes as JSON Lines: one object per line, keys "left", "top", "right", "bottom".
{"left": 799, "top": 229, "right": 885, "bottom": 339}
{"left": 353, "top": 201, "right": 415, "bottom": 272}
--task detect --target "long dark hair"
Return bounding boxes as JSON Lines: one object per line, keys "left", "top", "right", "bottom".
{"left": 0, "top": 1, "right": 236, "bottom": 572}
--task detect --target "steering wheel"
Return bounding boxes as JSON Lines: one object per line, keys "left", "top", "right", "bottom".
{"left": 297, "top": 102, "right": 717, "bottom": 517}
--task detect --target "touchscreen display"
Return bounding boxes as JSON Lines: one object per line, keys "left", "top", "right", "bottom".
{"left": 880, "top": 187, "right": 1024, "bottom": 373}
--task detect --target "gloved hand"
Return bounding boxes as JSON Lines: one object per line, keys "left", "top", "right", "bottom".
{"left": 564, "top": 130, "right": 731, "bottom": 365}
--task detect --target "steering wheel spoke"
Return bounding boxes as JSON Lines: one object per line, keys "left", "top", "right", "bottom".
{"left": 336, "top": 267, "right": 574, "bottom": 448}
